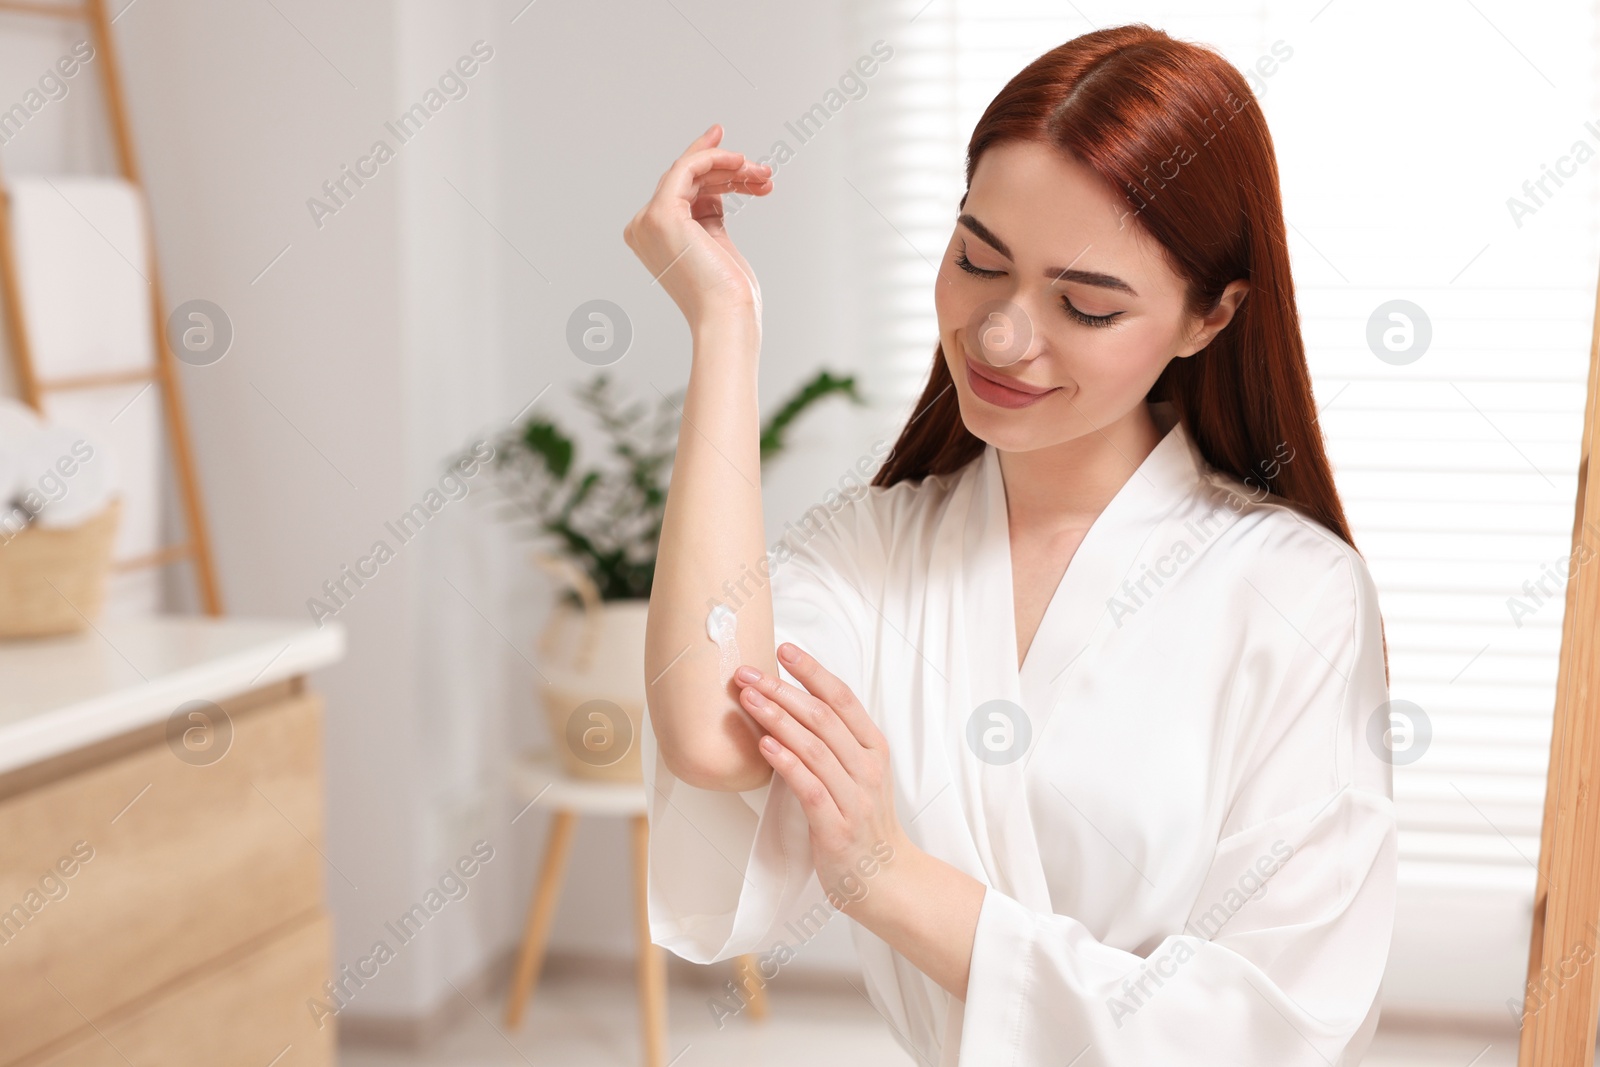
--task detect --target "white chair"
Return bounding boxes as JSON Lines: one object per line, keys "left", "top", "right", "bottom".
{"left": 502, "top": 750, "right": 768, "bottom": 1067}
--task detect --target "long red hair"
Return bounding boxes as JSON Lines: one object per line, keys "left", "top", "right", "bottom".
{"left": 872, "top": 24, "right": 1387, "bottom": 680}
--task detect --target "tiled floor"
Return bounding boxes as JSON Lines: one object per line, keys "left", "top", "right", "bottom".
{"left": 339, "top": 973, "right": 1575, "bottom": 1066}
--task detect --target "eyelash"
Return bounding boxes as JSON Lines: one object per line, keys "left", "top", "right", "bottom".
{"left": 953, "top": 246, "right": 1122, "bottom": 329}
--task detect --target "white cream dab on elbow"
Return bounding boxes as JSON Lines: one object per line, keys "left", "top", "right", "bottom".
{"left": 706, "top": 603, "right": 739, "bottom": 684}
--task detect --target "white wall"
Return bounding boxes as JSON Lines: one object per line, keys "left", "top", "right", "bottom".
{"left": 1, "top": 0, "right": 899, "bottom": 1025}
{"left": 112, "top": 0, "right": 486, "bottom": 1019}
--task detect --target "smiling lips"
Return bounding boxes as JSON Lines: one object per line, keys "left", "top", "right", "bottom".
{"left": 964, "top": 360, "right": 1060, "bottom": 408}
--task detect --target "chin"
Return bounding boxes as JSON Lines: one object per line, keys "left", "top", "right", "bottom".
{"left": 954, "top": 387, "right": 1056, "bottom": 453}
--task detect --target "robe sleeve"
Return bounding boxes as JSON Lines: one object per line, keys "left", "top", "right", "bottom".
{"left": 643, "top": 488, "right": 883, "bottom": 964}
{"left": 959, "top": 548, "right": 1398, "bottom": 1066}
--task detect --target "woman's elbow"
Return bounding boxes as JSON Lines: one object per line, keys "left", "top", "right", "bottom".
{"left": 655, "top": 722, "right": 773, "bottom": 792}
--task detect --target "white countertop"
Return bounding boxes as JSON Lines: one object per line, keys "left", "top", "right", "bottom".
{"left": 0, "top": 615, "right": 346, "bottom": 775}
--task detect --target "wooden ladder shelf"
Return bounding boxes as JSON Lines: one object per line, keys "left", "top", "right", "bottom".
{"left": 0, "top": 0, "right": 221, "bottom": 614}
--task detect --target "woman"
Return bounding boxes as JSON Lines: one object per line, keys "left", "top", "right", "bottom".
{"left": 628, "top": 23, "right": 1396, "bottom": 1067}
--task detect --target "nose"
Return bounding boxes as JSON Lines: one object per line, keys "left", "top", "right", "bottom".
{"left": 968, "top": 297, "right": 1045, "bottom": 368}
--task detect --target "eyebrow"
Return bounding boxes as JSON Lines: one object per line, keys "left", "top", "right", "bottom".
{"left": 957, "top": 213, "right": 1139, "bottom": 297}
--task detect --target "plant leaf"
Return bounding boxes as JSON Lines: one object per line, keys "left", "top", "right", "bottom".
{"left": 521, "top": 420, "right": 574, "bottom": 481}
{"left": 759, "top": 370, "right": 864, "bottom": 461}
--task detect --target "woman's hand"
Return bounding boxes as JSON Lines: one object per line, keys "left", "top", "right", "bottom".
{"left": 735, "top": 642, "right": 986, "bottom": 1000}
{"left": 623, "top": 123, "right": 774, "bottom": 327}
{"left": 733, "top": 642, "right": 915, "bottom": 912}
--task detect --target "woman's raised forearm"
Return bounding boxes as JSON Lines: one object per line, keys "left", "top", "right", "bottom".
{"left": 623, "top": 123, "right": 778, "bottom": 792}
{"left": 644, "top": 312, "right": 776, "bottom": 792}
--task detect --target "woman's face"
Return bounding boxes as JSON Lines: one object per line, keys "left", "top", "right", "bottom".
{"left": 934, "top": 139, "right": 1246, "bottom": 453}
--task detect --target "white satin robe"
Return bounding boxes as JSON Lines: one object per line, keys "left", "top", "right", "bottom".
{"left": 642, "top": 399, "right": 1397, "bottom": 1066}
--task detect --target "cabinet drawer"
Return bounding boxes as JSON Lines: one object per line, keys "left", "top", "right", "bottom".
{"left": 0, "top": 687, "right": 327, "bottom": 1061}
{"left": 23, "top": 910, "right": 336, "bottom": 1067}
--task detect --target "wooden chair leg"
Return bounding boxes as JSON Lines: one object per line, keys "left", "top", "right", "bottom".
{"left": 735, "top": 954, "right": 769, "bottom": 1020}
{"left": 631, "top": 813, "right": 668, "bottom": 1067}
{"left": 504, "top": 808, "right": 578, "bottom": 1028}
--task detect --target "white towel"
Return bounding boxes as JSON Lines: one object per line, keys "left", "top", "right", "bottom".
{"left": 5, "top": 178, "right": 162, "bottom": 613}
{"left": 17, "top": 423, "right": 116, "bottom": 529}
{"left": 6, "top": 177, "right": 153, "bottom": 376}
{"left": 0, "top": 399, "right": 116, "bottom": 534}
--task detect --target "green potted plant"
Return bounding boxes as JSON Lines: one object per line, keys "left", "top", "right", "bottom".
{"left": 476, "top": 368, "right": 863, "bottom": 781}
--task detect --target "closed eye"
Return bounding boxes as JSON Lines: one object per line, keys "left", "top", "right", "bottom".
{"left": 953, "top": 243, "right": 1122, "bottom": 329}
{"left": 953, "top": 245, "right": 1004, "bottom": 279}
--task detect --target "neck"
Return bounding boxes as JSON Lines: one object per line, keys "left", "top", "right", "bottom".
{"left": 995, "top": 401, "right": 1165, "bottom": 535}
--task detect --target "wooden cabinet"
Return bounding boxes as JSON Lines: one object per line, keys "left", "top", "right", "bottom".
{"left": 0, "top": 678, "right": 337, "bottom": 1066}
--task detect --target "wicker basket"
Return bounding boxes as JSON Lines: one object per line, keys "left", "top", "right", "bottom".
{"left": 0, "top": 498, "right": 122, "bottom": 639}
{"left": 532, "top": 553, "right": 648, "bottom": 784}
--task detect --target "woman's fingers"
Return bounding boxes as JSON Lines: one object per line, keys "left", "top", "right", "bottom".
{"left": 627, "top": 160, "right": 769, "bottom": 248}
{"left": 690, "top": 178, "right": 772, "bottom": 228}
{"left": 674, "top": 167, "right": 773, "bottom": 241}
{"left": 736, "top": 663, "right": 874, "bottom": 783}
{"left": 658, "top": 146, "right": 749, "bottom": 191}
{"left": 738, "top": 679, "right": 857, "bottom": 811}
{"left": 642, "top": 156, "right": 771, "bottom": 234}
{"left": 691, "top": 165, "right": 773, "bottom": 197}
{"left": 662, "top": 150, "right": 771, "bottom": 205}
{"left": 775, "top": 645, "right": 885, "bottom": 751}
{"left": 757, "top": 732, "right": 842, "bottom": 828}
